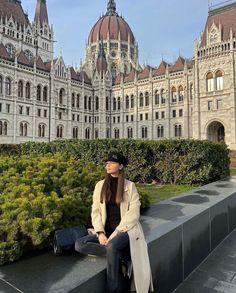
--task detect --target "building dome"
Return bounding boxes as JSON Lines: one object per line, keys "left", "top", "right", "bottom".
{"left": 88, "top": 0, "right": 135, "bottom": 45}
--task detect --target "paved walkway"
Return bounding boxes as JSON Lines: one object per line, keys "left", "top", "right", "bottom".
{"left": 175, "top": 229, "right": 236, "bottom": 293}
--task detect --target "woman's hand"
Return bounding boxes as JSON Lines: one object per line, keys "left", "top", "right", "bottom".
{"left": 98, "top": 232, "right": 108, "bottom": 246}
{"left": 106, "top": 230, "right": 118, "bottom": 245}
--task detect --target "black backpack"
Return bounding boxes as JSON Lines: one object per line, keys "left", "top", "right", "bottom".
{"left": 53, "top": 226, "right": 88, "bottom": 255}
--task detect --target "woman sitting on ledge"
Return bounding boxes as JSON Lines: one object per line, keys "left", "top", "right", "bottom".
{"left": 75, "top": 152, "right": 154, "bottom": 293}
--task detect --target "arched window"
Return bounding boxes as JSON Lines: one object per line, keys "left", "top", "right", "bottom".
{"left": 106, "top": 96, "right": 109, "bottom": 111}
{"left": 111, "top": 64, "right": 117, "bottom": 79}
{"left": 6, "top": 43, "right": 15, "bottom": 58}
{"left": 73, "top": 127, "right": 78, "bottom": 139}
{"left": 139, "top": 93, "right": 144, "bottom": 107}
{"left": 216, "top": 70, "right": 223, "bottom": 91}
{"left": 57, "top": 125, "right": 63, "bottom": 138}
{"left": 25, "top": 82, "right": 31, "bottom": 99}
{"left": 5, "top": 77, "right": 11, "bottom": 96}
{"left": 95, "top": 96, "right": 99, "bottom": 111}
{"left": 175, "top": 124, "right": 182, "bottom": 137}
{"left": 126, "top": 95, "right": 129, "bottom": 109}
{"left": 43, "top": 86, "right": 48, "bottom": 102}
{"left": 206, "top": 72, "right": 214, "bottom": 92}
{"left": 190, "top": 84, "right": 194, "bottom": 100}
{"left": 0, "top": 76, "right": 3, "bottom": 94}
{"left": 131, "top": 95, "right": 134, "bottom": 108}
{"left": 59, "top": 88, "right": 65, "bottom": 104}
{"left": 37, "top": 85, "right": 41, "bottom": 101}
{"left": 178, "top": 85, "right": 184, "bottom": 102}
{"left": 155, "top": 90, "right": 159, "bottom": 105}
{"left": 161, "top": 89, "right": 165, "bottom": 104}
{"left": 85, "top": 127, "right": 91, "bottom": 139}
{"left": 20, "top": 122, "right": 28, "bottom": 137}
{"left": 24, "top": 50, "right": 33, "bottom": 62}
{"left": 114, "top": 128, "right": 120, "bottom": 139}
{"left": 88, "top": 96, "right": 92, "bottom": 110}
{"left": 72, "top": 93, "right": 75, "bottom": 108}
{"left": 157, "top": 125, "right": 164, "bottom": 138}
{"left": 113, "top": 97, "right": 117, "bottom": 111}
{"left": 84, "top": 95, "right": 88, "bottom": 110}
{"left": 95, "top": 128, "right": 99, "bottom": 139}
{"left": 141, "top": 126, "right": 148, "bottom": 139}
{"left": 127, "top": 127, "right": 133, "bottom": 139}
{"left": 18, "top": 80, "right": 23, "bottom": 98}
{"left": 171, "top": 87, "right": 177, "bottom": 103}
{"left": 76, "top": 94, "right": 80, "bottom": 109}
{"left": 145, "top": 92, "right": 149, "bottom": 106}
{"left": 0, "top": 121, "right": 8, "bottom": 136}
{"left": 117, "top": 97, "right": 121, "bottom": 110}
{"left": 38, "top": 124, "right": 46, "bottom": 137}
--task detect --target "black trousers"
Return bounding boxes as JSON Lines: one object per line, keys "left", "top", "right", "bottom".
{"left": 75, "top": 232, "right": 130, "bottom": 293}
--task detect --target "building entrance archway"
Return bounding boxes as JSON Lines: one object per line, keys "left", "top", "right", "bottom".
{"left": 207, "top": 121, "right": 225, "bottom": 142}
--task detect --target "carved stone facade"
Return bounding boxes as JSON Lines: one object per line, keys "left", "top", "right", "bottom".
{"left": 0, "top": 0, "right": 236, "bottom": 149}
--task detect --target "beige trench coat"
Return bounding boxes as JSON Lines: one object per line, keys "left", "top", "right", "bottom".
{"left": 91, "top": 178, "right": 154, "bottom": 293}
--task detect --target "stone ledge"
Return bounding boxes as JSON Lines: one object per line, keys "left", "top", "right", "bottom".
{"left": 1, "top": 176, "right": 236, "bottom": 293}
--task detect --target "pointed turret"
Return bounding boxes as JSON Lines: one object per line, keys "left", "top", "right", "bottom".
{"left": 96, "top": 42, "right": 108, "bottom": 79}
{"left": 34, "top": 0, "right": 49, "bottom": 25}
{"left": 106, "top": 0, "right": 118, "bottom": 16}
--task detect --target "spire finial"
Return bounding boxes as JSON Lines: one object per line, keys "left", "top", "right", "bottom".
{"left": 106, "top": 0, "right": 118, "bottom": 16}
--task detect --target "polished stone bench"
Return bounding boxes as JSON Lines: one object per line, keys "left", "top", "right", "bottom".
{"left": 1, "top": 176, "right": 236, "bottom": 293}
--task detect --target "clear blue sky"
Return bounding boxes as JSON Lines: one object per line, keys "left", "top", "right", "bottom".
{"left": 23, "top": 0, "right": 224, "bottom": 67}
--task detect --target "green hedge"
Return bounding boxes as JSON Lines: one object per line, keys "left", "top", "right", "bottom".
{"left": 0, "top": 153, "right": 150, "bottom": 265}
{"left": 1, "top": 139, "right": 229, "bottom": 184}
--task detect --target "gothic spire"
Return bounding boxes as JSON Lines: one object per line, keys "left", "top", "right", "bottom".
{"left": 34, "top": 0, "right": 49, "bottom": 24}
{"left": 106, "top": 0, "right": 118, "bottom": 16}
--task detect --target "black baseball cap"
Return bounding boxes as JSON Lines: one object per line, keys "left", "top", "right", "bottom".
{"left": 105, "top": 152, "right": 129, "bottom": 166}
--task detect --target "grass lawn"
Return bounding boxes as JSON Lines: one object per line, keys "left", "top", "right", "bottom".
{"left": 137, "top": 183, "right": 195, "bottom": 204}
{"left": 230, "top": 168, "right": 236, "bottom": 176}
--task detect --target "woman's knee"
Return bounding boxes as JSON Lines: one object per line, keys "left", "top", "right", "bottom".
{"left": 75, "top": 238, "right": 85, "bottom": 253}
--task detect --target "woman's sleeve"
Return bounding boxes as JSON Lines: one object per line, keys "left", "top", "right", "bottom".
{"left": 115, "top": 182, "right": 141, "bottom": 232}
{"left": 91, "top": 182, "right": 105, "bottom": 233}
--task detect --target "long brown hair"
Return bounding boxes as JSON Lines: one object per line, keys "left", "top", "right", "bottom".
{"left": 100, "top": 168, "right": 125, "bottom": 205}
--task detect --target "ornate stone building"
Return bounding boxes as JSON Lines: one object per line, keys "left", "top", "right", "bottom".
{"left": 0, "top": 0, "right": 236, "bottom": 149}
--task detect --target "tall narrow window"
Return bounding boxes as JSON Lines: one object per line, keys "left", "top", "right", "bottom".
{"left": 141, "top": 126, "right": 148, "bottom": 139}
{"left": 126, "top": 95, "right": 129, "bottom": 109}
{"left": 157, "top": 125, "right": 164, "bottom": 138}
{"left": 216, "top": 70, "right": 223, "bottom": 91}
{"left": 57, "top": 125, "right": 63, "bottom": 138}
{"left": 0, "top": 76, "right": 2, "bottom": 94}
{"left": 155, "top": 90, "right": 159, "bottom": 105}
{"left": 43, "top": 86, "right": 48, "bottom": 102}
{"left": 77, "top": 94, "right": 80, "bottom": 109}
{"left": 113, "top": 97, "right": 117, "bottom": 111}
{"left": 190, "top": 84, "right": 194, "bottom": 100}
{"left": 178, "top": 85, "right": 184, "bottom": 102}
{"left": 18, "top": 80, "right": 23, "bottom": 98}
{"left": 37, "top": 85, "right": 41, "bottom": 101}
{"left": 26, "top": 82, "right": 31, "bottom": 99}
{"left": 139, "top": 93, "right": 144, "bottom": 107}
{"left": 145, "top": 92, "right": 149, "bottom": 106}
{"left": 88, "top": 96, "right": 92, "bottom": 111}
{"left": 59, "top": 88, "right": 65, "bottom": 104}
{"left": 117, "top": 97, "right": 121, "bottom": 110}
{"left": 5, "top": 77, "right": 11, "bottom": 96}
{"left": 131, "top": 95, "right": 134, "bottom": 108}
{"left": 171, "top": 87, "right": 177, "bottom": 103}
{"left": 72, "top": 93, "right": 75, "bottom": 108}
{"left": 161, "top": 89, "right": 165, "bottom": 104}
{"left": 206, "top": 72, "right": 214, "bottom": 92}
{"left": 175, "top": 124, "right": 182, "bottom": 137}
{"left": 114, "top": 128, "right": 120, "bottom": 139}
{"left": 95, "top": 96, "right": 99, "bottom": 111}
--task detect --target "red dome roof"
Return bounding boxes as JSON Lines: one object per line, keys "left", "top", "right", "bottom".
{"left": 89, "top": 15, "right": 135, "bottom": 45}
